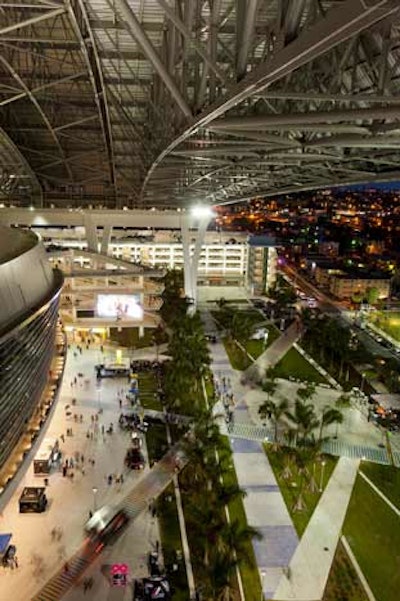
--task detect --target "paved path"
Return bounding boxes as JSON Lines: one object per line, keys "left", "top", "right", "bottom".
{"left": 243, "top": 322, "right": 302, "bottom": 384}
{"left": 221, "top": 422, "right": 393, "bottom": 465}
{"left": 201, "top": 309, "right": 299, "bottom": 600}
{"left": 273, "top": 457, "right": 360, "bottom": 601}
{"left": 32, "top": 445, "right": 184, "bottom": 601}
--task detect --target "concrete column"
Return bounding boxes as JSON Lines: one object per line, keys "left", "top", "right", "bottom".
{"left": 83, "top": 213, "right": 98, "bottom": 252}
{"left": 181, "top": 214, "right": 211, "bottom": 312}
{"left": 100, "top": 224, "right": 113, "bottom": 255}
{"left": 181, "top": 218, "right": 194, "bottom": 301}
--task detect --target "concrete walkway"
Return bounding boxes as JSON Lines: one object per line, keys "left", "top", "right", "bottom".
{"left": 273, "top": 457, "right": 360, "bottom": 601}
{"left": 244, "top": 322, "right": 302, "bottom": 384}
{"left": 201, "top": 308, "right": 299, "bottom": 600}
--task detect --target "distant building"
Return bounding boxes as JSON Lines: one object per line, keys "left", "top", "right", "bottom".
{"left": 318, "top": 241, "right": 340, "bottom": 257}
{"left": 329, "top": 276, "right": 390, "bottom": 300}
{"left": 246, "top": 235, "right": 278, "bottom": 295}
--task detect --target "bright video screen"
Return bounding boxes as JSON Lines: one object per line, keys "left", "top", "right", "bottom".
{"left": 97, "top": 295, "right": 143, "bottom": 319}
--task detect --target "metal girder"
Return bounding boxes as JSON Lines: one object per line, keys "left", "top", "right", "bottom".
{"left": 236, "top": 0, "right": 258, "bottom": 79}
{"left": 0, "top": 6, "right": 66, "bottom": 36}
{"left": 0, "top": 71, "right": 88, "bottom": 107}
{"left": 155, "top": 0, "right": 227, "bottom": 86}
{"left": 115, "top": 0, "right": 192, "bottom": 119}
{"left": 208, "top": 105, "right": 400, "bottom": 129}
{"left": 0, "top": 54, "right": 74, "bottom": 181}
{"left": 66, "top": 0, "right": 116, "bottom": 195}
{"left": 257, "top": 91, "right": 400, "bottom": 103}
{"left": 142, "top": 0, "right": 400, "bottom": 199}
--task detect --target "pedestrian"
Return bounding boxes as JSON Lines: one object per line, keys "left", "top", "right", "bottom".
{"left": 101, "top": 424, "right": 105, "bottom": 435}
{"left": 89, "top": 510, "right": 93, "bottom": 519}
{"left": 64, "top": 561, "right": 70, "bottom": 574}
{"left": 107, "top": 474, "right": 113, "bottom": 486}
{"left": 14, "top": 556, "right": 19, "bottom": 569}
{"left": 119, "top": 398, "right": 122, "bottom": 409}
{"left": 81, "top": 454, "right": 85, "bottom": 464}
{"left": 62, "top": 465, "right": 67, "bottom": 477}
{"left": 80, "top": 414, "right": 83, "bottom": 423}
{"left": 60, "top": 433, "right": 65, "bottom": 443}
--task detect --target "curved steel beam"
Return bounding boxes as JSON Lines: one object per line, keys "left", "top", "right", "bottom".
{"left": 0, "top": 125, "right": 42, "bottom": 202}
{"left": 141, "top": 0, "right": 400, "bottom": 200}
{"left": 0, "top": 55, "right": 74, "bottom": 181}
{"left": 66, "top": 0, "right": 116, "bottom": 195}
{"left": 115, "top": 0, "right": 192, "bottom": 119}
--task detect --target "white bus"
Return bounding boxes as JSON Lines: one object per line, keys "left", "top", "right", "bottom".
{"left": 33, "top": 438, "right": 60, "bottom": 476}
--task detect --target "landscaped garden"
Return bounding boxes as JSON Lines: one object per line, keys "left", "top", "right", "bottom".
{"left": 368, "top": 311, "right": 400, "bottom": 342}
{"left": 266, "top": 446, "right": 337, "bottom": 535}
{"left": 272, "top": 347, "right": 328, "bottom": 384}
{"left": 323, "top": 541, "right": 369, "bottom": 601}
{"left": 343, "top": 474, "right": 400, "bottom": 601}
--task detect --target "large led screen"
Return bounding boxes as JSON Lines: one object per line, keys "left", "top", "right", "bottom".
{"left": 97, "top": 295, "right": 143, "bottom": 319}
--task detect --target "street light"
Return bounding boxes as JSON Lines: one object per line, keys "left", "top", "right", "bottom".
{"left": 260, "top": 570, "right": 266, "bottom": 601}
{"left": 319, "top": 461, "right": 326, "bottom": 492}
{"left": 92, "top": 487, "right": 98, "bottom": 512}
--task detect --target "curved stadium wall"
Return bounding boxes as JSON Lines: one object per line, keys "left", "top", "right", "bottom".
{"left": 0, "top": 227, "right": 63, "bottom": 471}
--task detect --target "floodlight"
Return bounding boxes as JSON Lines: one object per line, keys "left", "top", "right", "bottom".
{"left": 191, "top": 205, "right": 215, "bottom": 218}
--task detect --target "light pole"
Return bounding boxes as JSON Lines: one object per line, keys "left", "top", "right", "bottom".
{"left": 260, "top": 570, "right": 266, "bottom": 601}
{"left": 319, "top": 460, "right": 326, "bottom": 492}
{"left": 92, "top": 486, "right": 98, "bottom": 512}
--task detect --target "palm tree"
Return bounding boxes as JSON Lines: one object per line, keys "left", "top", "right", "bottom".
{"left": 285, "top": 399, "right": 318, "bottom": 445}
{"left": 261, "top": 370, "right": 278, "bottom": 402}
{"left": 318, "top": 406, "right": 344, "bottom": 442}
{"left": 296, "top": 382, "right": 316, "bottom": 404}
{"left": 216, "top": 519, "right": 261, "bottom": 566}
{"left": 258, "top": 397, "right": 289, "bottom": 444}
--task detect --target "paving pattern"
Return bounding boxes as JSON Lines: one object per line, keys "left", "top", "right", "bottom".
{"left": 201, "top": 308, "right": 299, "bottom": 600}
{"left": 32, "top": 446, "right": 184, "bottom": 601}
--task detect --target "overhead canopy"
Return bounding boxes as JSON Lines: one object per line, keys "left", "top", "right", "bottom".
{"left": 1, "top": 0, "right": 400, "bottom": 208}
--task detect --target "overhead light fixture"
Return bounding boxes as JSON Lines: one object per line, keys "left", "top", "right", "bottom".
{"left": 191, "top": 205, "right": 215, "bottom": 219}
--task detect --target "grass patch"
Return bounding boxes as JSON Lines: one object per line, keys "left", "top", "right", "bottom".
{"left": 222, "top": 338, "right": 251, "bottom": 370}
{"left": 343, "top": 475, "right": 400, "bottom": 601}
{"left": 369, "top": 311, "right": 400, "bottom": 342}
{"left": 273, "top": 347, "right": 328, "bottom": 384}
{"left": 109, "top": 327, "right": 159, "bottom": 349}
{"left": 323, "top": 540, "right": 369, "bottom": 601}
{"left": 146, "top": 424, "right": 169, "bottom": 463}
{"left": 265, "top": 446, "right": 337, "bottom": 536}
{"left": 359, "top": 461, "right": 400, "bottom": 512}
{"left": 157, "top": 484, "right": 189, "bottom": 601}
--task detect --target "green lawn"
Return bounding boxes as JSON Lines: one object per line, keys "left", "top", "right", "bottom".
{"left": 265, "top": 446, "right": 337, "bottom": 536}
{"left": 222, "top": 338, "right": 251, "bottom": 371}
{"left": 368, "top": 311, "right": 400, "bottom": 342}
{"left": 272, "top": 347, "right": 328, "bottom": 384}
{"left": 359, "top": 461, "right": 400, "bottom": 510}
{"left": 109, "top": 326, "right": 162, "bottom": 348}
{"left": 323, "top": 541, "right": 369, "bottom": 601}
{"left": 244, "top": 324, "right": 281, "bottom": 359}
{"left": 137, "top": 371, "right": 163, "bottom": 410}
{"left": 343, "top": 475, "right": 400, "bottom": 601}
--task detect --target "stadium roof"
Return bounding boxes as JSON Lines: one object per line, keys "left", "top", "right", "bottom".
{"left": 1, "top": 0, "right": 400, "bottom": 208}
